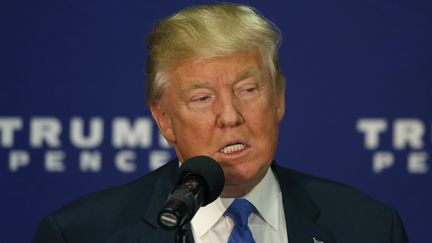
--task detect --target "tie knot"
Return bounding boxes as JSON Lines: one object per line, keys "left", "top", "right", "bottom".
{"left": 225, "top": 199, "right": 255, "bottom": 227}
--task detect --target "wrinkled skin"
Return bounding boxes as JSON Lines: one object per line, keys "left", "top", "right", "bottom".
{"left": 151, "top": 53, "right": 285, "bottom": 197}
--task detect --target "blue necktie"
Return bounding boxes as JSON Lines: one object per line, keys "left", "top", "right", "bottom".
{"left": 225, "top": 199, "right": 256, "bottom": 243}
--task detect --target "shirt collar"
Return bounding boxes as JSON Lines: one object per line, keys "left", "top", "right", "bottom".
{"left": 191, "top": 195, "right": 226, "bottom": 237}
{"left": 243, "top": 167, "right": 280, "bottom": 230}
{"left": 191, "top": 167, "right": 280, "bottom": 237}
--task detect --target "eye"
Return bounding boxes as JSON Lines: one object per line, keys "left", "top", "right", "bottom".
{"left": 188, "top": 94, "right": 213, "bottom": 110}
{"left": 190, "top": 94, "right": 212, "bottom": 103}
{"left": 195, "top": 95, "right": 211, "bottom": 102}
{"left": 245, "top": 87, "right": 257, "bottom": 93}
{"left": 237, "top": 84, "right": 259, "bottom": 97}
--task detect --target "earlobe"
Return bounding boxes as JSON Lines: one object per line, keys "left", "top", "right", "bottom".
{"left": 150, "top": 102, "right": 176, "bottom": 143}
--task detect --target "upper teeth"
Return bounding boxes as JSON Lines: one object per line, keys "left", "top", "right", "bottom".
{"left": 221, "top": 144, "right": 245, "bottom": 154}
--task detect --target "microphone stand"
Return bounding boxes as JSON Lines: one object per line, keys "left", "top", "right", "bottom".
{"left": 175, "top": 224, "right": 190, "bottom": 243}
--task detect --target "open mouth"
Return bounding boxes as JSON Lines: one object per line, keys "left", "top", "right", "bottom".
{"left": 219, "top": 143, "right": 246, "bottom": 154}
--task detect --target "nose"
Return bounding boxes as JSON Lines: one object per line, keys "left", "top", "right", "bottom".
{"left": 215, "top": 95, "right": 244, "bottom": 128}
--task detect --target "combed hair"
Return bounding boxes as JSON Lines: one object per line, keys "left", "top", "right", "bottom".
{"left": 145, "top": 3, "right": 284, "bottom": 104}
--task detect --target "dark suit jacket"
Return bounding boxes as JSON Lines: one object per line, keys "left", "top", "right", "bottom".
{"left": 32, "top": 160, "right": 409, "bottom": 243}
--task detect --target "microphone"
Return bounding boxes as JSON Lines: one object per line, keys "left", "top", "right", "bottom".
{"left": 158, "top": 156, "right": 225, "bottom": 231}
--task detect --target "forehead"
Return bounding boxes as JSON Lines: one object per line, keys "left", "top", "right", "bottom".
{"left": 168, "top": 53, "right": 266, "bottom": 88}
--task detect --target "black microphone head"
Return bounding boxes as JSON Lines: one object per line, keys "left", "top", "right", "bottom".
{"left": 176, "top": 156, "right": 225, "bottom": 206}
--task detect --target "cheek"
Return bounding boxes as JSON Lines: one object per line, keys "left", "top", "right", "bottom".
{"left": 171, "top": 114, "right": 215, "bottom": 148}
{"left": 245, "top": 100, "right": 280, "bottom": 131}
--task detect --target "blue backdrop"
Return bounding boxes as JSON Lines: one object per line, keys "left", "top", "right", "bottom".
{"left": 1, "top": 0, "right": 431, "bottom": 242}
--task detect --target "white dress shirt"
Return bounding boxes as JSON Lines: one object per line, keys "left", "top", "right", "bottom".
{"left": 191, "top": 168, "right": 288, "bottom": 243}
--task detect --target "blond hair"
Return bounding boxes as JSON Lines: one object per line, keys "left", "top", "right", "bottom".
{"left": 145, "top": 3, "right": 284, "bottom": 104}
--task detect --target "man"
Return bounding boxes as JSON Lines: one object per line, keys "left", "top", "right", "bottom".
{"left": 33, "top": 3, "right": 408, "bottom": 243}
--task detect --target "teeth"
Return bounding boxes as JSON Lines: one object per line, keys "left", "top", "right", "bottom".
{"left": 221, "top": 144, "right": 245, "bottom": 154}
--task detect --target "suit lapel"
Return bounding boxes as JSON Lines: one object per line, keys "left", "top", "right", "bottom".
{"left": 141, "top": 160, "right": 177, "bottom": 229}
{"left": 102, "top": 160, "right": 179, "bottom": 243}
{"left": 139, "top": 159, "right": 195, "bottom": 243}
{"left": 272, "top": 163, "right": 335, "bottom": 243}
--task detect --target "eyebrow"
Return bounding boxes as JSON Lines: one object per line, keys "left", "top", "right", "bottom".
{"left": 180, "top": 81, "right": 212, "bottom": 97}
{"left": 234, "top": 67, "right": 263, "bottom": 84}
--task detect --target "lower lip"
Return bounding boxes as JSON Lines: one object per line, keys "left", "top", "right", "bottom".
{"left": 217, "top": 145, "right": 250, "bottom": 159}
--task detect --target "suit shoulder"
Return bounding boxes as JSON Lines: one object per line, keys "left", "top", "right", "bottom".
{"left": 273, "top": 165, "right": 408, "bottom": 242}
{"left": 48, "top": 160, "right": 177, "bottom": 229}
{"left": 276, "top": 165, "right": 393, "bottom": 212}
{"left": 32, "top": 160, "right": 178, "bottom": 242}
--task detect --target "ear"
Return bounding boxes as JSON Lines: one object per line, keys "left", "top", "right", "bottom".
{"left": 150, "top": 101, "right": 176, "bottom": 143}
{"left": 276, "top": 89, "right": 285, "bottom": 122}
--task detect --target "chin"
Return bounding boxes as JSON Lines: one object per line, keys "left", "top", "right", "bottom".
{"left": 224, "top": 167, "right": 260, "bottom": 185}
